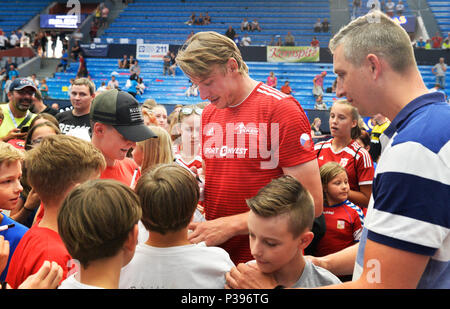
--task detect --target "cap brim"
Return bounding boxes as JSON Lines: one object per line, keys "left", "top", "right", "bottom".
{"left": 114, "top": 124, "right": 157, "bottom": 142}
{"left": 13, "top": 85, "right": 37, "bottom": 92}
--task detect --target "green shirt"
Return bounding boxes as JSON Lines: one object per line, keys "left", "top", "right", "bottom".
{"left": 0, "top": 103, "right": 36, "bottom": 139}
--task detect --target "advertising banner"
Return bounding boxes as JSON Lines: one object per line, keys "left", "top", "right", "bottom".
{"left": 267, "top": 46, "right": 320, "bottom": 62}
{"left": 80, "top": 43, "right": 108, "bottom": 57}
{"left": 136, "top": 43, "right": 169, "bottom": 61}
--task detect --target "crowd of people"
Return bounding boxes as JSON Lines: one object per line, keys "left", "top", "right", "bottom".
{"left": 353, "top": 0, "right": 406, "bottom": 19}
{"left": 0, "top": 28, "right": 67, "bottom": 57}
{"left": 185, "top": 12, "right": 211, "bottom": 26}
{"left": 414, "top": 32, "right": 450, "bottom": 50}
{"left": 0, "top": 10, "right": 448, "bottom": 291}
{"left": 313, "top": 18, "right": 330, "bottom": 33}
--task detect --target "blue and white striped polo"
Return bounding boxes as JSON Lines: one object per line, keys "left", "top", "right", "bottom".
{"left": 353, "top": 92, "right": 450, "bottom": 288}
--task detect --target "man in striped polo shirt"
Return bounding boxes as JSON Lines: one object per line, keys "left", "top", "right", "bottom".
{"left": 176, "top": 31, "right": 323, "bottom": 265}
{"left": 226, "top": 11, "right": 450, "bottom": 289}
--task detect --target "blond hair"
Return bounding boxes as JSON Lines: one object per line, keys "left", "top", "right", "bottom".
{"left": 176, "top": 31, "right": 249, "bottom": 79}
{"left": 329, "top": 11, "right": 416, "bottom": 73}
{"left": 0, "top": 142, "right": 24, "bottom": 167}
{"left": 137, "top": 125, "right": 173, "bottom": 174}
{"left": 246, "top": 175, "right": 314, "bottom": 238}
{"left": 142, "top": 98, "right": 157, "bottom": 110}
{"left": 72, "top": 77, "right": 96, "bottom": 95}
{"left": 26, "top": 135, "right": 106, "bottom": 203}
{"left": 58, "top": 179, "right": 142, "bottom": 268}
{"left": 319, "top": 162, "right": 348, "bottom": 206}
{"left": 135, "top": 163, "right": 199, "bottom": 234}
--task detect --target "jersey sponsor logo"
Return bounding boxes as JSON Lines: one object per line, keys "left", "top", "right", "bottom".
{"left": 339, "top": 158, "right": 349, "bottom": 167}
{"left": 204, "top": 146, "right": 249, "bottom": 157}
{"left": 202, "top": 122, "right": 279, "bottom": 169}
{"left": 235, "top": 122, "right": 259, "bottom": 135}
{"left": 205, "top": 127, "right": 214, "bottom": 137}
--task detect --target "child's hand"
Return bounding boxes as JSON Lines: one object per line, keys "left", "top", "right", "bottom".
{"left": 190, "top": 166, "right": 205, "bottom": 201}
{"left": 18, "top": 261, "right": 63, "bottom": 289}
{"left": 225, "top": 263, "right": 277, "bottom": 289}
{"left": 24, "top": 188, "right": 41, "bottom": 211}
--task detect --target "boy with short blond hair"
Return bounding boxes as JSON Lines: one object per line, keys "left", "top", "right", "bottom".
{"left": 119, "top": 163, "right": 234, "bottom": 289}
{"left": 242, "top": 175, "right": 341, "bottom": 288}
{"left": 58, "top": 179, "right": 142, "bottom": 289}
{"left": 0, "top": 142, "right": 28, "bottom": 281}
{"left": 6, "top": 135, "right": 106, "bottom": 288}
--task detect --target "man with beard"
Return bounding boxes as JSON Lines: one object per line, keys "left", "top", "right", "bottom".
{"left": 0, "top": 78, "right": 37, "bottom": 142}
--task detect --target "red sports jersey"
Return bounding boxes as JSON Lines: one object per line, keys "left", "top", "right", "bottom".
{"left": 6, "top": 225, "right": 73, "bottom": 288}
{"left": 315, "top": 200, "right": 364, "bottom": 257}
{"left": 201, "top": 82, "right": 315, "bottom": 264}
{"left": 315, "top": 138, "right": 374, "bottom": 191}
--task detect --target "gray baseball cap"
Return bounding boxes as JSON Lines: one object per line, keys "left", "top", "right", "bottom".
{"left": 90, "top": 89, "right": 156, "bottom": 142}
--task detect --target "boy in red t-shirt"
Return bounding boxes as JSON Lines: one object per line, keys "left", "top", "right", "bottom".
{"left": 6, "top": 135, "right": 106, "bottom": 288}
{"left": 90, "top": 89, "right": 156, "bottom": 188}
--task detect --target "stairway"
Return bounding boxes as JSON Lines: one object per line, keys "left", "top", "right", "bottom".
{"left": 95, "top": 1, "right": 129, "bottom": 39}
{"left": 36, "top": 58, "right": 61, "bottom": 82}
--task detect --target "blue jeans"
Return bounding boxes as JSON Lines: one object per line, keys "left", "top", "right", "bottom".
{"left": 436, "top": 75, "right": 446, "bottom": 89}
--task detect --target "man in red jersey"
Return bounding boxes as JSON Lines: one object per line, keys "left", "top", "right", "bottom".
{"left": 176, "top": 31, "right": 323, "bottom": 264}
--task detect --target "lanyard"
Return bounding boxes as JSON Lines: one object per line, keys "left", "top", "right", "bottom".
{"left": 7, "top": 103, "right": 28, "bottom": 128}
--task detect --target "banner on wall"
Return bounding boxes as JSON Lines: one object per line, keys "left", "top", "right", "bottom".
{"left": 267, "top": 46, "right": 320, "bottom": 62}
{"left": 80, "top": 43, "right": 108, "bottom": 57}
{"left": 136, "top": 43, "right": 169, "bottom": 61}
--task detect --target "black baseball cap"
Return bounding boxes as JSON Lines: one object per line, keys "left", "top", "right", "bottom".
{"left": 9, "top": 78, "right": 37, "bottom": 92}
{"left": 90, "top": 89, "right": 157, "bottom": 142}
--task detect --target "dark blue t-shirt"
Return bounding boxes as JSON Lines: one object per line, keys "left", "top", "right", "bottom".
{"left": 0, "top": 214, "right": 28, "bottom": 281}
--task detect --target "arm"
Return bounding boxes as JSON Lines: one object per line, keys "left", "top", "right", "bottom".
{"left": 319, "top": 239, "right": 430, "bottom": 289}
{"left": 188, "top": 212, "right": 249, "bottom": 247}
{"left": 187, "top": 160, "right": 249, "bottom": 246}
{"left": 306, "top": 242, "right": 358, "bottom": 276}
{"left": 10, "top": 188, "right": 41, "bottom": 224}
{"left": 348, "top": 184, "right": 372, "bottom": 208}
{"left": 282, "top": 159, "right": 323, "bottom": 217}
{"left": 227, "top": 239, "right": 430, "bottom": 289}
{"left": 226, "top": 242, "right": 359, "bottom": 289}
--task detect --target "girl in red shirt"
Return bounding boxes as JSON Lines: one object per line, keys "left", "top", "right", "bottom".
{"left": 315, "top": 161, "right": 364, "bottom": 258}
{"left": 314, "top": 100, "right": 374, "bottom": 208}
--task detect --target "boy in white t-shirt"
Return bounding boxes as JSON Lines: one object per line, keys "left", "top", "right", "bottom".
{"left": 119, "top": 163, "right": 234, "bottom": 289}
{"left": 58, "top": 179, "right": 142, "bottom": 289}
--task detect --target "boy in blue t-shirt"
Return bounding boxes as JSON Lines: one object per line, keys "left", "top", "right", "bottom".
{"left": 0, "top": 142, "right": 28, "bottom": 281}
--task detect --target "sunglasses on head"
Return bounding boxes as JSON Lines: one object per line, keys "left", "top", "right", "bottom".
{"left": 178, "top": 106, "right": 203, "bottom": 121}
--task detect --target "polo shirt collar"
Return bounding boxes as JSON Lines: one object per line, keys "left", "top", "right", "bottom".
{"left": 383, "top": 92, "right": 445, "bottom": 139}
